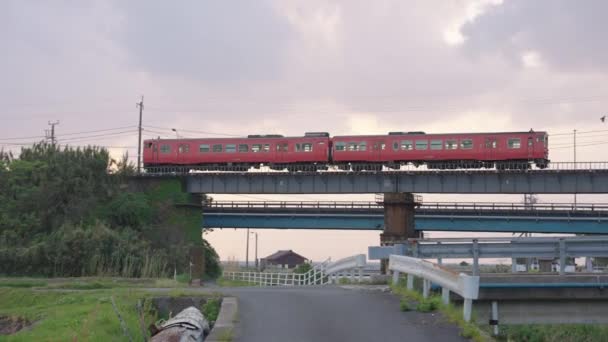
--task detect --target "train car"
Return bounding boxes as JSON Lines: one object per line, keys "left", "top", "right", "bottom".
{"left": 143, "top": 133, "right": 331, "bottom": 171}
{"left": 331, "top": 131, "right": 548, "bottom": 170}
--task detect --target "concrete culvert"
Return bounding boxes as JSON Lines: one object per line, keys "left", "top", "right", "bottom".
{"left": 150, "top": 307, "right": 210, "bottom": 342}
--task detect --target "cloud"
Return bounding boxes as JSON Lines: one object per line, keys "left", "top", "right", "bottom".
{"left": 115, "top": 0, "right": 293, "bottom": 83}
{"left": 461, "top": 0, "right": 608, "bottom": 71}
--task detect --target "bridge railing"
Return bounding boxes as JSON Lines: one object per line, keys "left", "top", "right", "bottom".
{"left": 205, "top": 200, "right": 608, "bottom": 213}
{"left": 371, "top": 236, "right": 608, "bottom": 275}
{"left": 389, "top": 254, "right": 480, "bottom": 322}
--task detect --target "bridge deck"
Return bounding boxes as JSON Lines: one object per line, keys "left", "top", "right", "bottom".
{"left": 202, "top": 201, "right": 608, "bottom": 233}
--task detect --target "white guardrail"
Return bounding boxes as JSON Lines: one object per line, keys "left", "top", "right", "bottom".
{"left": 389, "top": 254, "right": 480, "bottom": 322}
{"left": 326, "top": 254, "right": 367, "bottom": 284}
{"left": 221, "top": 254, "right": 368, "bottom": 287}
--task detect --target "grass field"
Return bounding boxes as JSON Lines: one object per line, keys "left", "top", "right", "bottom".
{"left": 0, "top": 279, "right": 216, "bottom": 341}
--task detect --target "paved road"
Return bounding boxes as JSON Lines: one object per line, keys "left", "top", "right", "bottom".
{"left": 222, "top": 286, "right": 467, "bottom": 342}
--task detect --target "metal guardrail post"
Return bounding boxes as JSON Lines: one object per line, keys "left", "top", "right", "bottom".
{"left": 407, "top": 274, "right": 414, "bottom": 290}
{"left": 442, "top": 287, "right": 450, "bottom": 305}
{"left": 559, "top": 239, "right": 566, "bottom": 275}
{"left": 491, "top": 301, "right": 499, "bottom": 336}
{"left": 392, "top": 270, "right": 400, "bottom": 285}
{"left": 472, "top": 239, "right": 480, "bottom": 276}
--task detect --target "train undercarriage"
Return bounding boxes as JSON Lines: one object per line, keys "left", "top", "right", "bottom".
{"left": 144, "top": 159, "right": 550, "bottom": 172}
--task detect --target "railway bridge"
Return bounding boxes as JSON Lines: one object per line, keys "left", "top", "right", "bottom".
{"left": 132, "top": 162, "right": 608, "bottom": 251}
{"left": 201, "top": 201, "right": 608, "bottom": 234}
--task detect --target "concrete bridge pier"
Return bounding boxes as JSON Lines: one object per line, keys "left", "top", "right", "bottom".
{"left": 380, "top": 193, "right": 420, "bottom": 273}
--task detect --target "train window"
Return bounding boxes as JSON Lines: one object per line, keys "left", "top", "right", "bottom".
{"left": 393, "top": 142, "right": 399, "bottom": 151}
{"left": 335, "top": 142, "right": 345, "bottom": 151}
{"left": 303, "top": 143, "right": 313, "bottom": 152}
{"left": 445, "top": 140, "right": 457, "bottom": 150}
{"left": 508, "top": 138, "right": 521, "bottom": 149}
{"left": 528, "top": 137, "right": 533, "bottom": 147}
{"left": 460, "top": 139, "right": 473, "bottom": 149}
{"left": 212, "top": 144, "right": 223, "bottom": 152}
{"left": 238, "top": 144, "right": 249, "bottom": 152}
{"left": 536, "top": 137, "right": 543, "bottom": 143}
{"left": 415, "top": 140, "right": 428, "bottom": 150}
{"left": 430, "top": 140, "right": 443, "bottom": 150}
{"left": 347, "top": 142, "right": 358, "bottom": 151}
{"left": 252, "top": 144, "right": 261, "bottom": 152}
{"left": 179, "top": 144, "right": 190, "bottom": 153}
{"left": 199, "top": 144, "right": 210, "bottom": 153}
{"left": 263, "top": 144, "right": 270, "bottom": 152}
{"left": 401, "top": 140, "right": 413, "bottom": 150}
{"left": 359, "top": 142, "right": 367, "bottom": 151}
{"left": 160, "top": 144, "right": 171, "bottom": 154}
{"left": 145, "top": 142, "right": 153, "bottom": 149}
{"left": 485, "top": 138, "right": 497, "bottom": 149}
{"left": 225, "top": 144, "right": 236, "bottom": 153}
{"left": 276, "top": 143, "right": 288, "bottom": 152}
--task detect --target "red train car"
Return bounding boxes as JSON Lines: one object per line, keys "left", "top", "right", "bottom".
{"left": 143, "top": 133, "right": 330, "bottom": 171}
{"left": 331, "top": 131, "right": 548, "bottom": 170}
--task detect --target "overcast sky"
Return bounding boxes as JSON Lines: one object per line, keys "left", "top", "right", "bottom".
{"left": 2, "top": 0, "right": 608, "bottom": 261}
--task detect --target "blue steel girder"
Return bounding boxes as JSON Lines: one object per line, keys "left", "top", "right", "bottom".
{"left": 202, "top": 213, "right": 608, "bottom": 234}
{"left": 185, "top": 170, "right": 608, "bottom": 194}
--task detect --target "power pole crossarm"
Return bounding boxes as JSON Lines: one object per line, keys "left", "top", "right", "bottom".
{"left": 136, "top": 96, "right": 144, "bottom": 173}
{"left": 47, "top": 121, "right": 59, "bottom": 144}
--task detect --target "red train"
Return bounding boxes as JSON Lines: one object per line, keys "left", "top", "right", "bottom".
{"left": 143, "top": 130, "right": 549, "bottom": 171}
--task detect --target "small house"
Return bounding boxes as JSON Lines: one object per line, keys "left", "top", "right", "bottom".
{"left": 261, "top": 250, "right": 308, "bottom": 270}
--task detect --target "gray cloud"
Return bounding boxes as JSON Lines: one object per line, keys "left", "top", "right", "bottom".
{"left": 461, "top": 0, "right": 608, "bottom": 71}
{"left": 115, "top": 0, "right": 293, "bottom": 83}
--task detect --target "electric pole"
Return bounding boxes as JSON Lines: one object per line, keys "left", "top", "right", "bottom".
{"left": 245, "top": 228, "right": 250, "bottom": 269}
{"left": 136, "top": 96, "right": 144, "bottom": 173}
{"left": 573, "top": 129, "right": 577, "bottom": 207}
{"left": 47, "top": 121, "right": 60, "bottom": 144}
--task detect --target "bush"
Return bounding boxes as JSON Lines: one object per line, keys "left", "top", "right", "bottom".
{"left": 399, "top": 299, "right": 411, "bottom": 312}
{"left": 202, "top": 297, "right": 221, "bottom": 324}
{"left": 416, "top": 297, "right": 441, "bottom": 312}
{"left": 293, "top": 262, "right": 312, "bottom": 274}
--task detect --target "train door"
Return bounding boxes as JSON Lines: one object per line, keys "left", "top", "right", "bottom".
{"left": 276, "top": 140, "right": 289, "bottom": 164}
{"left": 177, "top": 143, "right": 190, "bottom": 165}
{"left": 373, "top": 139, "right": 385, "bottom": 161}
{"left": 526, "top": 136, "right": 534, "bottom": 159}
{"left": 484, "top": 136, "right": 497, "bottom": 161}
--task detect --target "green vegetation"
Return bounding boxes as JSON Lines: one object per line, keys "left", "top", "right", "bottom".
{"left": 202, "top": 297, "right": 222, "bottom": 324}
{"left": 416, "top": 296, "right": 442, "bottom": 312}
{"left": 293, "top": 262, "right": 312, "bottom": 274}
{"left": 399, "top": 298, "right": 411, "bottom": 312}
{"left": 390, "top": 280, "right": 490, "bottom": 342}
{"left": 0, "top": 288, "right": 154, "bottom": 341}
{"left": 0, "top": 143, "right": 220, "bottom": 279}
{"left": 0, "top": 287, "right": 222, "bottom": 341}
{"left": 497, "top": 324, "right": 608, "bottom": 342}
{"left": 216, "top": 277, "right": 252, "bottom": 287}
{"left": 0, "top": 279, "right": 47, "bottom": 288}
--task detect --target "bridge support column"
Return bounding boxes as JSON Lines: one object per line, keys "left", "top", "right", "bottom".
{"left": 380, "top": 193, "right": 420, "bottom": 273}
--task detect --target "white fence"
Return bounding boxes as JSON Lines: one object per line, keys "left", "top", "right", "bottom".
{"left": 222, "top": 254, "right": 368, "bottom": 287}
{"left": 223, "top": 259, "right": 330, "bottom": 286}
{"left": 389, "top": 254, "right": 480, "bottom": 322}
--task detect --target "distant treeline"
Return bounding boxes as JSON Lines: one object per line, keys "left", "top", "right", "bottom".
{"left": 0, "top": 143, "right": 220, "bottom": 278}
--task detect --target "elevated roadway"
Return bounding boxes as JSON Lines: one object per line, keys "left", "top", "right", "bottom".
{"left": 140, "top": 162, "right": 608, "bottom": 194}
{"left": 202, "top": 201, "right": 608, "bottom": 234}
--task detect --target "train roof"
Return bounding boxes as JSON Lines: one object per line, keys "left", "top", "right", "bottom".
{"left": 144, "top": 130, "right": 548, "bottom": 141}
{"left": 332, "top": 131, "right": 548, "bottom": 138}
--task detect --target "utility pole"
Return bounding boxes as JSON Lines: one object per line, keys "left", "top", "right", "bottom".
{"left": 251, "top": 231, "right": 258, "bottom": 270}
{"left": 573, "top": 129, "right": 577, "bottom": 207}
{"left": 47, "top": 121, "right": 59, "bottom": 144}
{"left": 245, "top": 228, "right": 250, "bottom": 269}
{"left": 136, "top": 96, "right": 144, "bottom": 173}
